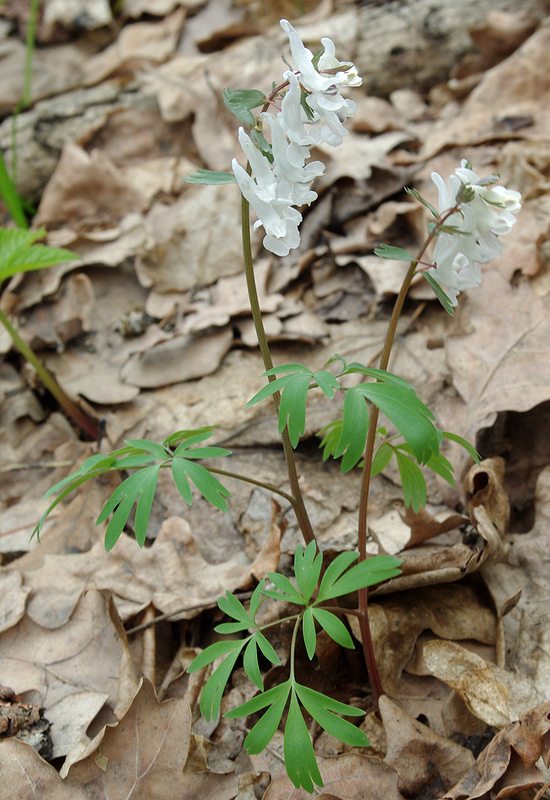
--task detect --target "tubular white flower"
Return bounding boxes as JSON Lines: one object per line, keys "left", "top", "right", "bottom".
{"left": 428, "top": 160, "right": 521, "bottom": 304}
{"left": 263, "top": 112, "right": 324, "bottom": 206}
{"left": 279, "top": 19, "right": 361, "bottom": 148}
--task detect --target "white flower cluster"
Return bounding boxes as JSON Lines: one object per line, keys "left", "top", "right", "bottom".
{"left": 429, "top": 161, "right": 521, "bottom": 305}
{"left": 232, "top": 19, "right": 362, "bottom": 256}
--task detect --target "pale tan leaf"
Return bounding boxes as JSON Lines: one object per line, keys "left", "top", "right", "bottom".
{"left": 380, "top": 695, "right": 475, "bottom": 794}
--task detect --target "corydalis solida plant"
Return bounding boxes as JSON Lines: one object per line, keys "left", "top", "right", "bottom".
{"left": 35, "top": 18, "right": 521, "bottom": 793}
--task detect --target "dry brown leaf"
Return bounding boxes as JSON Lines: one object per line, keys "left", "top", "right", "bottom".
{"left": 446, "top": 270, "right": 550, "bottom": 436}
{"left": 123, "top": 0, "right": 203, "bottom": 16}
{"left": 316, "top": 131, "right": 412, "bottom": 190}
{"left": 63, "top": 679, "right": 192, "bottom": 797}
{"left": 423, "top": 639, "right": 545, "bottom": 727}
{"left": 0, "top": 571, "right": 29, "bottom": 633}
{"left": 465, "top": 458, "right": 510, "bottom": 536}
{"left": 380, "top": 695, "right": 475, "bottom": 794}
{"left": 263, "top": 753, "right": 405, "bottom": 800}
{"left": 443, "top": 701, "right": 550, "bottom": 799}
{"left": 0, "top": 589, "right": 139, "bottom": 756}
{"left": 120, "top": 327, "right": 233, "bottom": 388}
{"left": 422, "top": 22, "right": 550, "bottom": 157}
{"left": 0, "top": 738, "right": 84, "bottom": 800}
{"left": 35, "top": 144, "right": 149, "bottom": 229}
{"left": 348, "top": 583, "right": 496, "bottom": 695}
{"left": 20, "top": 516, "right": 277, "bottom": 626}
{"left": 83, "top": 9, "right": 186, "bottom": 86}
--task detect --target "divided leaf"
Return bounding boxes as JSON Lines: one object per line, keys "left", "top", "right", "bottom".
{"left": 294, "top": 542, "right": 322, "bottom": 603}
{"left": 183, "top": 169, "right": 237, "bottom": 185}
{"left": 317, "top": 553, "right": 402, "bottom": 602}
{"left": 423, "top": 272, "right": 455, "bottom": 315}
{"left": 0, "top": 227, "right": 76, "bottom": 280}
{"left": 284, "top": 691, "right": 323, "bottom": 792}
{"left": 312, "top": 609, "right": 354, "bottom": 649}
{"left": 394, "top": 449, "right": 427, "bottom": 511}
{"left": 223, "top": 88, "right": 267, "bottom": 127}
{"left": 96, "top": 464, "right": 161, "bottom": 550}
{"left": 335, "top": 386, "right": 369, "bottom": 472}
{"left": 373, "top": 243, "right": 414, "bottom": 262}
{"left": 295, "top": 683, "right": 368, "bottom": 748}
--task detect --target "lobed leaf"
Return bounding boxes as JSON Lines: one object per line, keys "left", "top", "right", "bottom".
{"left": 242, "top": 682, "right": 290, "bottom": 754}
{"left": 316, "top": 551, "right": 358, "bottom": 603}
{"left": 373, "top": 243, "right": 414, "bottom": 262}
{"left": 312, "top": 609, "right": 354, "bottom": 649}
{"left": 317, "top": 554, "right": 402, "bottom": 601}
{"left": 223, "top": 88, "right": 267, "bottom": 126}
{"left": 443, "top": 431, "right": 480, "bottom": 463}
{"left": 172, "top": 458, "right": 231, "bottom": 511}
{"left": 183, "top": 169, "right": 237, "bottom": 185}
{"left": 96, "top": 465, "right": 161, "bottom": 550}
{"left": 187, "top": 639, "right": 245, "bottom": 673}
{"left": 277, "top": 372, "right": 312, "bottom": 446}
{"left": 243, "top": 638, "right": 263, "bottom": 690}
{"left": 318, "top": 418, "right": 343, "bottom": 462}
{"left": 284, "top": 691, "right": 323, "bottom": 792}
{"left": 423, "top": 272, "right": 455, "bottom": 315}
{"left": 295, "top": 683, "right": 369, "bottom": 748}
{"left": 371, "top": 442, "right": 394, "bottom": 476}
{"left": 200, "top": 647, "right": 244, "bottom": 721}
{"left": 0, "top": 227, "right": 76, "bottom": 280}
{"left": 335, "top": 386, "right": 369, "bottom": 472}
{"left": 265, "top": 573, "right": 305, "bottom": 606}
{"left": 355, "top": 381, "right": 440, "bottom": 464}
{"left": 294, "top": 542, "right": 322, "bottom": 603}
{"left": 302, "top": 607, "right": 317, "bottom": 660}
{"left": 394, "top": 449, "right": 427, "bottom": 511}
{"left": 217, "top": 591, "right": 251, "bottom": 626}
{"left": 254, "top": 631, "right": 281, "bottom": 666}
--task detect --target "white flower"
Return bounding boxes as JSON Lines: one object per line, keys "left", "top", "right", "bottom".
{"left": 232, "top": 129, "right": 303, "bottom": 257}
{"left": 279, "top": 71, "right": 323, "bottom": 167}
{"left": 263, "top": 112, "right": 324, "bottom": 206}
{"left": 279, "top": 19, "right": 360, "bottom": 147}
{"left": 427, "top": 160, "right": 521, "bottom": 304}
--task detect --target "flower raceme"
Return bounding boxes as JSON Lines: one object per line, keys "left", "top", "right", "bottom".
{"left": 429, "top": 160, "right": 521, "bottom": 305}
{"left": 231, "top": 19, "right": 362, "bottom": 256}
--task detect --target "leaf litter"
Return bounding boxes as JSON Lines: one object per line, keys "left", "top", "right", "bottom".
{"left": 1, "top": 2, "right": 550, "bottom": 798}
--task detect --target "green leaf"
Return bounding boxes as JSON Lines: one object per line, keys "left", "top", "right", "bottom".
{"left": 318, "top": 418, "right": 343, "bottom": 462}
{"left": 218, "top": 592, "right": 251, "bottom": 625}
{"left": 174, "top": 446, "right": 231, "bottom": 460}
{"left": 243, "top": 638, "right": 263, "bottom": 690}
{"left": 254, "top": 631, "right": 280, "bottom": 666}
{"left": 342, "top": 365, "right": 413, "bottom": 389}
{"left": 423, "top": 272, "right": 455, "bottom": 315}
{"left": 264, "top": 573, "right": 305, "bottom": 606}
{"left": 183, "top": 169, "right": 237, "bottom": 185}
{"left": 294, "top": 684, "right": 368, "bottom": 748}
{"left": 318, "top": 554, "right": 402, "bottom": 601}
{"left": 302, "top": 607, "right": 317, "bottom": 660}
{"left": 312, "top": 609, "right": 354, "bottom": 649}
{"left": 164, "top": 426, "right": 216, "bottom": 449}
{"left": 335, "top": 386, "right": 369, "bottom": 472}
{"left": 226, "top": 679, "right": 291, "bottom": 719}
{"left": 249, "top": 580, "right": 266, "bottom": 622}
{"left": 294, "top": 542, "right": 322, "bottom": 603}
{"left": 278, "top": 372, "right": 312, "bottom": 447}
{"left": 373, "top": 244, "right": 414, "bottom": 262}
{"left": 187, "top": 639, "right": 245, "bottom": 673}
{"left": 237, "top": 680, "right": 291, "bottom": 755}
{"left": 284, "top": 690, "right": 323, "bottom": 792}
{"left": 405, "top": 186, "right": 439, "bottom": 218}
{"left": 316, "top": 551, "right": 358, "bottom": 604}
{"left": 313, "top": 369, "right": 340, "bottom": 398}
{"left": 371, "top": 442, "right": 394, "bottom": 476}
{"left": 245, "top": 374, "right": 298, "bottom": 407}
{"left": 355, "top": 382, "right": 440, "bottom": 464}
{"left": 171, "top": 457, "right": 193, "bottom": 505}
{"left": 214, "top": 621, "right": 250, "bottom": 634}
{"left": 200, "top": 646, "right": 244, "bottom": 720}
{"left": 223, "top": 88, "right": 267, "bottom": 127}
{"left": 264, "top": 363, "right": 311, "bottom": 376}
{"left": 0, "top": 228, "right": 76, "bottom": 280}
{"left": 394, "top": 449, "right": 427, "bottom": 511}
{"left": 124, "top": 439, "right": 168, "bottom": 458}
{"left": 95, "top": 465, "right": 161, "bottom": 550}
{"left": 0, "top": 154, "right": 28, "bottom": 228}
{"left": 426, "top": 451, "right": 455, "bottom": 485}
{"left": 172, "top": 458, "right": 231, "bottom": 511}
{"left": 443, "top": 431, "right": 480, "bottom": 463}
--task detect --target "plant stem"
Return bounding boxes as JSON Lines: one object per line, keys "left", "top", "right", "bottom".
{"left": 356, "top": 207, "right": 460, "bottom": 709}
{"left": 207, "top": 466, "right": 295, "bottom": 505}
{"left": 240, "top": 189, "right": 316, "bottom": 546}
{"left": 0, "top": 308, "right": 99, "bottom": 440}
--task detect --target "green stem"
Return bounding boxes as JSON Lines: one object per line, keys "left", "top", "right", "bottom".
{"left": 240, "top": 188, "right": 316, "bottom": 546}
{"left": 259, "top": 613, "right": 301, "bottom": 632}
{"left": 356, "top": 207, "right": 460, "bottom": 709}
{"left": 289, "top": 613, "right": 302, "bottom": 681}
{"left": 0, "top": 308, "right": 99, "bottom": 440}
{"left": 207, "top": 466, "right": 295, "bottom": 505}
